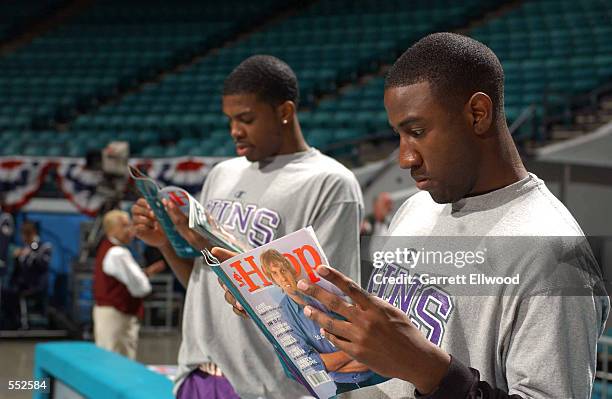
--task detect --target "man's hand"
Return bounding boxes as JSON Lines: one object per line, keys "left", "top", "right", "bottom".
{"left": 297, "top": 265, "right": 451, "bottom": 395}
{"left": 210, "top": 247, "right": 248, "bottom": 319}
{"left": 337, "top": 359, "right": 370, "bottom": 373}
{"left": 144, "top": 260, "right": 166, "bottom": 277}
{"left": 131, "top": 198, "right": 170, "bottom": 248}
{"left": 163, "top": 199, "right": 210, "bottom": 251}
{"left": 13, "top": 247, "right": 30, "bottom": 258}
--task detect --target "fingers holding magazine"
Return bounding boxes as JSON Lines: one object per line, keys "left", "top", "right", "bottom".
{"left": 298, "top": 265, "right": 451, "bottom": 395}
{"left": 128, "top": 166, "right": 243, "bottom": 258}
{"left": 131, "top": 198, "right": 170, "bottom": 248}
{"left": 223, "top": 282, "right": 249, "bottom": 319}
{"left": 210, "top": 247, "right": 249, "bottom": 319}
{"left": 164, "top": 198, "right": 210, "bottom": 252}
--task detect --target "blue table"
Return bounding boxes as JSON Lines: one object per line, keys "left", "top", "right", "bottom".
{"left": 34, "top": 342, "right": 174, "bottom": 399}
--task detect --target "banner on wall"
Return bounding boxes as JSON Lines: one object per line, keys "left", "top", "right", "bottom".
{"left": 131, "top": 157, "right": 216, "bottom": 196}
{"left": 0, "top": 156, "right": 224, "bottom": 215}
{"left": 0, "top": 158, "right": 54, "bottom": 213}
{"left": 55, "top": 159, "right": 106, "bottom": 216}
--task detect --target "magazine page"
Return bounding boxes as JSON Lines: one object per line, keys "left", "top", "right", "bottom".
{"left": 128, "top": 166, "right": 199, "bottom": 258}
{"left": 188, "top": 193, "right": 250, "bottom": 253}
{"left": 208, "top": 227, "right": 386, "bottom": 399}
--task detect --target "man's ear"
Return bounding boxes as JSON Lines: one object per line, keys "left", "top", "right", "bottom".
{"left": 277, "top": 101, "right": 296, "bottom": 125}
{"left": 467, "top": 92, "right": 493, "bottom": 135}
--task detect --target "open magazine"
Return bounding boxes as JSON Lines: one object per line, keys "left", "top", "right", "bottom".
{"left": 202, "top": 228, "right": 387, "bottom": 399}
{"left": 128, "top": 166, "right": 250, "bottom": 256}
{"left": 129, "top": 166, "right": 386, "bottom": 398}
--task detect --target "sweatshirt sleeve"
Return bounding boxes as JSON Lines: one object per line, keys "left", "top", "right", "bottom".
{"left": 103, "top": 246, "right": 152, "bottom": 298}
{"left": 415, "top": 356, "right": 524, "bottom": 399}
{"left": 311, "top": 200, "right": 363, "bottom": 285}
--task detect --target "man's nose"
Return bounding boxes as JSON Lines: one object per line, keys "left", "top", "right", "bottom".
{"left": 230, "top": 122, "right": 245, "bottom": 140}
{"left": 398, "top": 138, "right": 423, "bottom": 170}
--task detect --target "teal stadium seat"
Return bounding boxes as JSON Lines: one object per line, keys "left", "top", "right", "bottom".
{"left": 3, "top": 0, "right": 610, "bottom": 155}
{"left": 0, "top": 0, "right": 286, "bottom": 143}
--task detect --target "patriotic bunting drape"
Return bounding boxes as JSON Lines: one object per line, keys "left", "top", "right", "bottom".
{"left": 0, "top": 158, "right": 54, "bottom": 213}
{"left": 0, "top": 156, "right": 223, "bottom": 215}
{"left": 55, "top": 159, "right": 106, "bottom": 216}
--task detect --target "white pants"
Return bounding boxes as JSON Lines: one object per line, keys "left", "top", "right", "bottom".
{"left": 93, "top": 305, "right": 140, "bottom": 360}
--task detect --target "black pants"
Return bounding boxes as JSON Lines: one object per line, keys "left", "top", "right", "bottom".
{"left": 0, "top": 287, "right": 20, "bottom": 329}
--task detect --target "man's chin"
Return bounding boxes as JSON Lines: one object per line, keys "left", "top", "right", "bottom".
{"left": 428, "top": 189, "right": 460, "bottom": 204}
{"left": 244, "top": 152, "right": 261, "bottom": 162}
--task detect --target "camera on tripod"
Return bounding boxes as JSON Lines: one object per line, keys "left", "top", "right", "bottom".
{"left": 77, "top": 141, "right": 130, "bottom": 265}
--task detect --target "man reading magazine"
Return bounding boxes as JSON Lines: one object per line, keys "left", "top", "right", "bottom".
{"left": 218, "top": 34, "right": 609, "bottom": 399}
{"left": 132, "top": 55, "right": 364, "bottom": 399}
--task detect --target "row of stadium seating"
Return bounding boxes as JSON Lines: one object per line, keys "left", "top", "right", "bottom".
{"left": 297, "top": 0, "right": 612, "bottom": 149}
{"left": 1, "top": 0, "right": 611, "bottom": 157}
{"left": 471, "top": 0, "right": 612, "bottom": 140}
{"left": 48, "top": 0, "right": 497, "bottom": 157}
{"left": 65, "top": 0, "right": 612, "bottom": 155}
{"left": 0, "top": 0, "right": 288, "bottom": 131}
{"left": 0, "top": 0, "right": 62, "bottom": 42}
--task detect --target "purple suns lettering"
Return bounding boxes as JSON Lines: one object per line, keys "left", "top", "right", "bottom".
{"left": 206, "top": 200, "right": 281, "bottom": 246}
{"left": 368, "top": 263, "right": 454, "bottom": 347}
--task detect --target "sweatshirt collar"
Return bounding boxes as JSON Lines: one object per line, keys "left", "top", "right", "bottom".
{"left": 450, "top": 173, "right": 538, "bottom": 213}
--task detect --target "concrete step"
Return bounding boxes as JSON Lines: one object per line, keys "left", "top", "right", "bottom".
{"left": 576, "top": 114, "right": 598, "bottom": 124}
{"left": 575, "top": 112, "right": 612, "bottom": 124}
{"left": 549, "top": 129, "right": 586, "bottom": 140}
{"left": 596, "top": 113, "right": 612, "bottom": 123}
{"left": 359, "top": 141, "right": 398, "bottom": 164}
{"left": 573, "top": 122, "right": 606, "bottom": 132}
{"left": 600, "top": 99, "right": 612, "bottom": 110}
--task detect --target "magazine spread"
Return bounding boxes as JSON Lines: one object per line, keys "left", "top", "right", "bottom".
{"left": 128, "top": 166, "right": 249, "bottom": 256}
{"left": 203, "top": 227, "right": 387, "bottom": 399}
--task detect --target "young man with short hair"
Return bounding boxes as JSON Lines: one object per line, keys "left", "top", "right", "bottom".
{"left": 220, "top": 34, "right": 609, "bottom": 398}
{"left": 132, "top": 55, "right": 363, "bottom": 398}
{"left": 311, "top": 32, "right": 609, "bottom": 399}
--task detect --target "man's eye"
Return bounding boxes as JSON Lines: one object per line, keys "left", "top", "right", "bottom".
{"left": 412, "top": 128, "right": 425, "bottom": 137}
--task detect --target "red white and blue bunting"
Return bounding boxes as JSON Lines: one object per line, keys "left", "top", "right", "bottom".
{"left": 0, "top": 158, "right": 54, "bottom": 213}
{"left": 0, "top": 156, "right": 224, "bottom": 215}
{"left": 131, "top": 157, "right": 217, "bottom": 196}
{"left": 55, "top": 158, "right": 106, "bottom": 216}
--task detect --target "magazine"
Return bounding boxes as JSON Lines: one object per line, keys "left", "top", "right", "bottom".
{"left": 129, "top": 166, "right": 386, "bottom": 397}
{"left": 146, "top": 364, "right": 178, "bottom": 382}
{"left": 128, "top": 166, "right": 249, "bottom": 257}
{"left": 202, "top": 227, "right": 387, "bottom": 399}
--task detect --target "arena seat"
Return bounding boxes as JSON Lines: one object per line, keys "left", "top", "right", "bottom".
{"left": 0, "top": 0, "right": 62, "bottom": 42}
{"left": 469, "top": 0, "right": 612, "bottom": 140}
{"left": 299, "top": 0, "right": 612, "bottom": 150}
{"left": 2, "top": 0, "right": 610, "bottom": 157}
{"left": 0, "top": 0, "right": 286, "bottom": 145}
{"left": 57, "top": 0, "right": 496, "bottom": 157}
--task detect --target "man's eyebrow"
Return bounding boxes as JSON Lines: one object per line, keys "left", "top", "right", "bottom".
{"left": 224, "top": 111, "right": 252, "bottom": 119}
{"left": 398, "top": 117, "right": 423, "bottom": 129}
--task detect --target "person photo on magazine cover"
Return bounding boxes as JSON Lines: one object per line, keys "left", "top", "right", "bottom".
{"left": 260, "top": 249, "right": 374, "bottom": 391}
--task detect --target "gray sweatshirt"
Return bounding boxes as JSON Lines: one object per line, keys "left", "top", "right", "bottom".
{"left": 346, "top": 173, "right": 609, "bottom": 399}
{"left": 174, "top": 148, "right": 364, "bottom": 398}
